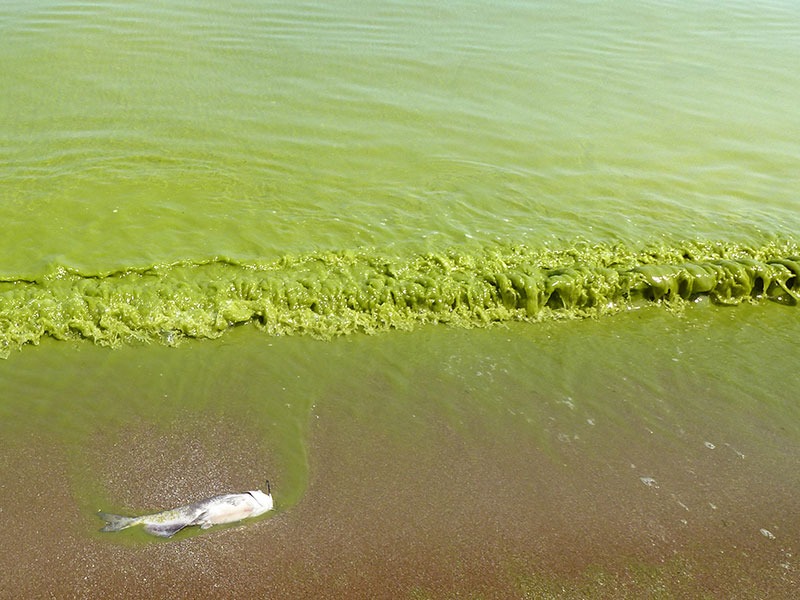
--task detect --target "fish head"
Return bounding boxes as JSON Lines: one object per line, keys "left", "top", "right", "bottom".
{"left": 247, "top": 489, "right": 274, "bottom": 516}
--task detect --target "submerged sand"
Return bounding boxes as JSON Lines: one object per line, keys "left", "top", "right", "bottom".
{"left": 1, "top": 390, "right": 797, "bottom": 599}
{"left": 1, "top": 310, "right": 798, "bottom": 599}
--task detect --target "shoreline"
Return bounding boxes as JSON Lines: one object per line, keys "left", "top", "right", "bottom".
{"left": 1, "top": 313, "right": 798, "bottom": 598}
{"left": 2, "top": 385, "right": 797, "bottom": 599}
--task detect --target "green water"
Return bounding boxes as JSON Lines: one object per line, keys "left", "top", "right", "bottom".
{"left": 0, "top": 0, "right": 799, "bottom": 589}
{"left": 1, "top": 331, "right": 318, "bottom": 524}
{"left": 2, "top": 0, "right": 799, "bottom": 351}
{"left": 2, "top": 0, "right": 799, "bottom": 271}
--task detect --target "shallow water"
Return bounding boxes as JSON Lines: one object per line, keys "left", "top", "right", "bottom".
{"left": 2, "top": 0, "right": 799, "bottom": 350}
{"left": 2, "top": 302, "right": 799, "bottom": 596}
{"left": 2, "top": 0, "right": 799, "bottom": 273}
{"left": 1, "top": 0, "right": 798, "bottom": 596}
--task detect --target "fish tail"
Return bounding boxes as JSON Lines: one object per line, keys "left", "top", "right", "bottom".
{"left": 97, "top": 511, "right": 141, "bottom": 532}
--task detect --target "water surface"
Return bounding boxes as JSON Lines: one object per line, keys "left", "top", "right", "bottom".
{"left": 0, "top": 1, "right": 798, "bottom": 596}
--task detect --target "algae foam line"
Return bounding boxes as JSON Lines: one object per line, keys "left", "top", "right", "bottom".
{"left": 0, "top": 240, "right": 797, "bottom": 358}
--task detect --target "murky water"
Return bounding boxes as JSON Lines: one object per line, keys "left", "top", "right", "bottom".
{"left": 1, "top": 0, "right": 798, "bottom": 596}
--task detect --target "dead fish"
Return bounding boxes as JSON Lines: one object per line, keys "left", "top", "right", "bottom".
{"left": 98, "top": 481, "right": 274, "bottom": 538}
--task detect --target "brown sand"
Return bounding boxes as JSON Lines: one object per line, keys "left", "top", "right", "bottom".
{"left": 1, "top": 387, "right": 797, "bottom": 600}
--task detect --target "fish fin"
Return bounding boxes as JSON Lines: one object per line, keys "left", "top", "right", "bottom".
{"left": 193, "top": 510, "right": 213, "bottom": 529}
{"left": 143, "top": 509, "right": 211, "bottom": 538}
{"left": 142, "top": 522, "right": 191, "bottom": 538}
{"left": 97, "top": 512, "right": 140, "bottom": 533}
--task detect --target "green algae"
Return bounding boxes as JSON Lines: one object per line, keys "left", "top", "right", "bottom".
{"left": 0, "top": 240, "right": 797, "bottom": 358}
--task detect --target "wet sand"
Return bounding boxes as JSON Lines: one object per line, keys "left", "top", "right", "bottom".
{"left": 1, "top": 381, "right": 797, "bottom": 600}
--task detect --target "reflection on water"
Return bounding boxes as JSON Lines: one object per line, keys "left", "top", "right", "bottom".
{"left": 1, "top": 0, "right": 799, "bottom": 273}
